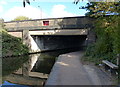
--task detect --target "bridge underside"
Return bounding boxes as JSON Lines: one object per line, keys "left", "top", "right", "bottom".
{"left": 30, "top": 35, "right": 87, "bottom": 52}
{"left": 29, "top": 29, "right": 88, "bottom": 36}
{"left": 8, "top": 29, "right": 89, "bottom": 53}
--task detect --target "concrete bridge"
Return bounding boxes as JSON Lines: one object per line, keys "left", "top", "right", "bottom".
{"left": 4, "top": 16, "right": 96, "bottom": 53}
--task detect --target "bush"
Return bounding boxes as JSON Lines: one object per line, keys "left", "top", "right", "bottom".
{"left": 85, "top": 15, "right": 120, "bottom": 64}
{"left": 2, "top": 30, "right": 29, "bottom": 57}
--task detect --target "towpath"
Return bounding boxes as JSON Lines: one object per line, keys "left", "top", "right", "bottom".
{"left": 46, "top": 51, "right": 113, "bottom": 85}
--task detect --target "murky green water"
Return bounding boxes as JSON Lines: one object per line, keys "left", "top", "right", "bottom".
{"left": 2, "top": 48, "right": 81, "bottom": 86}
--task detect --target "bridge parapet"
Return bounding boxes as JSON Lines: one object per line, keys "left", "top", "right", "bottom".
{"left": 4, "top": 16, "right": 94, "bottom": 31}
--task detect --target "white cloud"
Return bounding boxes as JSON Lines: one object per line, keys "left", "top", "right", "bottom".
{"left": 3, "top": 5, "right": 47, "bottom": 21}
{"left": 0, "top": 1, "right": 7, "bottom": 13}
{"left": 2, "top": 4, "right": 80, "bottom": 21}
{"left": 51, "top": 5, "right": 77, "bottom": 18}
{"left": 0, "top": 1, "right": 7, "bottom": 5}
{"left": 0, "top": 6, "right": 3, "bottom": 13}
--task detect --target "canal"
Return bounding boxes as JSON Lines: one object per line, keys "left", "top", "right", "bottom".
{"left": 2, "top": 48, "right": 82, "bottom": 86}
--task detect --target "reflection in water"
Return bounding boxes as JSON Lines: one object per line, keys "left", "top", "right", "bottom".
{"left": 30, "top": 54, "right": 41, "bottom": 71}
{"left": 31, "top": 53, "right": 56, "bottom": 74}
{"left": 2, "top": 48, "right": 81, "bottom": 86}
{"left": 17, "top": 53, "right": 56, "bottom": 76}
{"left": 22, "top": 48, "right": 81, "bottom": 75}
{"left": 2, "top": 55, "right": 29, "bottom": 77}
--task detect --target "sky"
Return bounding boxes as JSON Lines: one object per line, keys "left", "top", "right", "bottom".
{"left": 0, "top": 0, "right": 89, "bottom": 22}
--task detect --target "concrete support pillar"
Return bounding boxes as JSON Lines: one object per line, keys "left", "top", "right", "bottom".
{"left": 22, "top": 30, "right": 41, "bottom": 53}
{"left": 41, "top": 36, "right": 45, "bottom": 49}
{"left": 22, "top": 61, "right": 30, "bottom": 77}
{"left": 22, "top": 30, "right": 30, "bottom": 47}
{"left": 87, "top": 28, "right": 96, "bottom": 46}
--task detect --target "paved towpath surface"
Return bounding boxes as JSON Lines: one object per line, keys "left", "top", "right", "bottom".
{"left": 46, "top": 51, "right": 113, "bottom": 85}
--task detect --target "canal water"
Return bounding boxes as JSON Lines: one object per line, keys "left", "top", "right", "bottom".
{"left": 2, "top": 48, "right": 81, "bottom": 86}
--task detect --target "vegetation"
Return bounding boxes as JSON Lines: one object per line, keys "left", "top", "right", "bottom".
{"left": 0, "top": 19, "right": 29, "bottom": 57}
{"left": 0, "top": 20, "right": 29, "bottom": 82}
{"left": 85, "top": 16, "right": 120, "bottom": 85}
{"left": 12, "top": 16, "right": 32, "bottom": 21}
{"left": 23, "top": 0, "right": 30, "bottom": 7}
{"left": 78, "top": 2, "right": 120, "bottom": 17}
{"left": 85, "top": 15, "right": 120, "bottom": 64}
{"left": 2, "top": 31, "right": 29, "bottom": 57}
{"left": 2, "top": 55, "right": 29, "bottom": 77}
{"left": 74, "top": 1, "right": 120, "bottom": 63}
{"left": 75, "top": 1, "right": 120, "bottom": 83}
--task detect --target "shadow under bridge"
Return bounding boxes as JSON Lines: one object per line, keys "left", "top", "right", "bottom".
{"left": 30, "top": 35, "right": 87, "bottom": 52}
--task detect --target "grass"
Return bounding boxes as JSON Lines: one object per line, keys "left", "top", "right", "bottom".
{"left": 81, "top": 55, "right": 103, "bottom": 65}
{"left": 81, "top": 54, "right": 120, "bottom": 86}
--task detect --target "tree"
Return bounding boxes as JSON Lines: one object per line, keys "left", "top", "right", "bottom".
{"left": 23, "top": 0, "right": 35, "bottom": 7}
{"left": 74, "top": 1, "right": 120, "bottom": 17}
{"left": 75, "top": 1, "right": 120, "bottom": 83}
{"left": 12, "top": 16, "right": 32, "bottom": 21}
{"left": 0, "top": 19, "right": 6, "bottom": 33}
{"left": 74, "top": 0, "right": 120, "bottom": 55}
{"left": 23, "top": 0, "right": 30, "bottom": 7}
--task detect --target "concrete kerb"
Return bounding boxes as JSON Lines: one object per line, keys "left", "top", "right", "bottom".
{"left": 45, "top": 55, "right": 63, "bottom": 85}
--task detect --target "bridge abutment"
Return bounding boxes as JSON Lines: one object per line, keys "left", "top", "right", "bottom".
{"left": 22, "top": 30, "right": 41, "bottom": 53}
{"left": 87, "top": 28, "right": 96, "bottom": 45}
